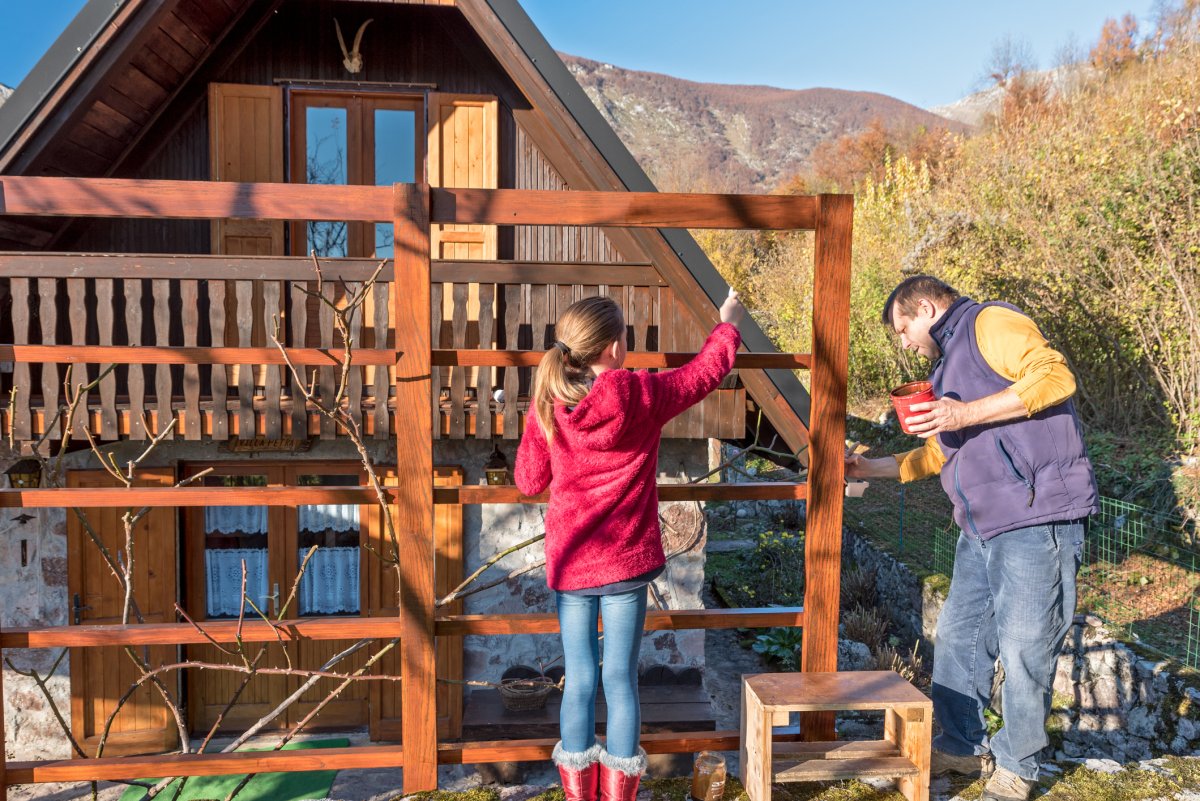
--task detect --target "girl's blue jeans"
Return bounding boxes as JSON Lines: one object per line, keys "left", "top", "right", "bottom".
{"left": 555, "top": 587, "right": 648, "bottom": 758}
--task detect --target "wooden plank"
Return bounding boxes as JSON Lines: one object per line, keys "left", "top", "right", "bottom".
{"left": 439, "top": 730, "right": 765, "bottom": 764}
{"left": 346, "top": 281, "right": 363, "bottom": 435}
{"left": 436, "top": 607, "right": 805, "bottom": 637}
{"left": 180, "top": 280, "right": 201, "bottom": 439}
{"left": 262, "top": 280, "right": 283, "bottom": 438}
{"left": 289, "top": 278, "right": 310, "bottom": 438}
{"left": 372, "top": 282, "right": 390, "bottom": 439}
{"left": 234, "top": 280, "right": 255, "bottom": 438}
{"left": 0, "top": 345, "right": 397, "bottom": 366}
{"left": 742, "top": 674, "right": 770, "bottom": 801}
{"left": 208, "top": 281, "right": 228, "bottom": 440}
{"left": 450, "top": 283, "right": 468, "bottom": 439}
{"left": 428, "top": 351, "right": 810, "bottom": 369}
{"left": 744, "top": 672, "right": 930, "bottom": 711}
{"left": 502, "top": 284, "right": 520, "bottom": 439}
{"left": 431, "top": 188, "right": 817, "bottom": 230}
{"left": 394, "top": 183, "right": 437, "bottom": 794}
{"left": 79, "top": 284, "right": 120, "bottom": 415}
{"left": 475, "top": 282, "right": 494, "bottom": 439}
{"left": 151, "top": 280, "right": 173, "bottom": 440}
{"left": 801, "top": 195, "right": 853, "bottom": 741}
{"left": 436, "top": 261, "right": 662, "bottom": 286}
{"left": 775, "top": 756, "right": 920, "bottom": 782}
{"left": 37, "top": 278, "right": 59, "bottom": 447}
{"left": 0, "top": 253, "right": 393, "bottom": 281}
{"left": 9, "top": 278, "right": 31, "bottom": 441}
{"left": 430, "top": 281, "right": 444, "bottom": 441}
{"left": 434, "top": 481, "right": 805, "bottom": 504}
{"left": 319, "top": 281, "right": 336, "bottom": 439}
{"left": 64, "top": 279, "right": 87, "bottom": 439}
{"left": 774, "top": 741, "right": 900, "bottom": 760}
{"left": 124, "top": 279, "right": 147, "bottom": 440}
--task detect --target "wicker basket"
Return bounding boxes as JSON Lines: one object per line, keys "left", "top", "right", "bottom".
{"left": 498, "top": 676, "right": 555, "bottom": 711}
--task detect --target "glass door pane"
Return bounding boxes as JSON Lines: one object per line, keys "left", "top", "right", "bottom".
{"left": 201, "top": 474, "right": 270, "bottom": 619}
{"left": 305, "top": 106, "right": 349, "bottom": 257}
{"left": 372, "top": 108, "right": 417, "bottom": 258}
{"left": 296, "top": 473, "right": 362, "bottom": 616}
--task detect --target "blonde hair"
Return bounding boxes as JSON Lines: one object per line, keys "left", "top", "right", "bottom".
{"left": 533, "top": 296, "right": 626, "bottom": 442}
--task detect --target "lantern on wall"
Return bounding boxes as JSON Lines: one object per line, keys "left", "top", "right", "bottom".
{"left": 6, "top": 459, "right": 42, "bottom": 489}
{"left": 484, "top": 445, "right": 510, "bottom": 486}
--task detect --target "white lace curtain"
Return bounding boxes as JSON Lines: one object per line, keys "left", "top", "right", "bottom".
{"left": 204, "top": 547, "right": 359, "bottom": 616}
{"left": 205, "top": 548, "right": 269, "bottom": 618}
{"left": 205, "top": 505, "right": 360, "bottom": 535}
{"left": 297, "top": 547, "right": 360, "bottom": 615}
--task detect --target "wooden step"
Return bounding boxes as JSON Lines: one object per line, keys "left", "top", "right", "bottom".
{"left": 774, "top": 755, "right": 920, "bottom": 782}
{"left": 774, "top": 740, "right": 899, "bottom": 761}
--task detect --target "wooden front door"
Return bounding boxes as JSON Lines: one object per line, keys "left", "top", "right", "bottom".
{"left": 67, "top": 469, "right": 180, "bottom": 757}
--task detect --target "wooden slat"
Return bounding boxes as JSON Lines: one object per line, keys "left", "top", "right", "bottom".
{"left": 434, "top": 482, "right": 805, "bottom": 504}
{"left": 800, "top": 195, "right": 853, "bottom": 741}
{"left": 431, "top": 188, "right": 817, "bottom": 230}
{"left": 289, "top": 278, "right": 310, "bottom": 438}
{"left": 96, "top": 280, "right": 119, "bottom": 439}
{"left": 439, "top": 730, "right": 758, "bottom": 764}
{"left": 428, "top": 350, "right": 810, "bottom": 369}
{"left": 262, "top": 280, "right": 282, "bottom": 438}
{"left": 372, "top": 282, "right": 390, "bottom": 439}
{"left": 394, "top": 183, "right": 437, "bottom": 793}
{"left": 346, "top": 281, "right": 363, "bottom": 435}
{"left": 10, "top": 279, "right": 31, "bottom": 441}
{"left": 208, "top": 281, "right": 228, "bottom": 440}
{"left": 151, "top": 279, "right": 172, "bottom": 440}
{"left": 436, "top": 261, "right": 662, "bottom": 286}
{"left": 234, "top": 280, "right": 255, "bottom": 438}
{"left": 180, "top": 280, "right": 201, "bottom": 439}
{"left": 124, "top": 278, "right": 147, "bottom": 440}
{"left": 475, "top": 282, "right": 494, "bottom": 439}
{"left": 775, "top": 756, "right": 919, "bottom": 782}
{"left": 65, "top": 279, "right": 87, "bottom": 438}
{"left": 502, "top": 284, "right": 520, "bottom": 439}
{"left": 1, "top": 607, "right": 803, "bottom": 649}
{"left": 450, "top": 283, "right": 468, "bottom": 439}
{"left": 0, "top": 346, "right": 397, "bottom": 366}
{"left": 430, "top": 281, "right": 443, "bottom": 441}
{"left": 37, "top": 278, "right": 59, "bottom": 447}
{"left": 319, "top": 281, "right": 336, "bottom": 439}
{"left": 773, "top": 740, "right": 900, "bottom": 760}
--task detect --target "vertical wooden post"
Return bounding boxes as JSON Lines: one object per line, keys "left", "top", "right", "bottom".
{"left": 801, "top": 194, "right": 853, "bottom": 740}
{"left": 394, "top": 183, "right": 437, "bottom": 793}
{"left": 0, "top": 629, "right": 7, "bottom": 801}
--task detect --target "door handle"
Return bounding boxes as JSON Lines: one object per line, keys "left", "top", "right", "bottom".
{"left": 72, "top": 593, "right": 93, "bottom": 625}
{"left": 269, "top": 582, "right": 280, "bottom": 617}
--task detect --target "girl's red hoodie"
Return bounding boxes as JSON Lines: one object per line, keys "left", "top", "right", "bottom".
{"left": 515, "top": 323, "right": 741, "bottom": 591}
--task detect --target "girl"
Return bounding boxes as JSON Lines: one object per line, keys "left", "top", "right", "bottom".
{"left": 516, "top": 291, "right": 745, "bottom": 801}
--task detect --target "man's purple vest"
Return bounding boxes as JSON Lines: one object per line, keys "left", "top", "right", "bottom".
{"left": 929, "top": 298, "right": 1098, "bottom": 540}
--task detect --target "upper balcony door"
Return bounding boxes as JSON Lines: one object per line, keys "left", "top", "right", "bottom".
{"left": 289, "top": 92, "right": 424, "bottom": 259}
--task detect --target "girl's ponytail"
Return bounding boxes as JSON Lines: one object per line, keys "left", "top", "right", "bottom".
{"left": 531, "top": 296, "right": 625, "bottom": 443}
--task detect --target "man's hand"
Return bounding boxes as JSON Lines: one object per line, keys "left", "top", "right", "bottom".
{"left": 903, "top": 397, "right": 974, "bottom": 438}
{"left": 845, "top": 450, "right": 900, "bottom": 480}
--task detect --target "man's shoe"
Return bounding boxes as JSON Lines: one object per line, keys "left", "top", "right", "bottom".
{"left": 931, "top": 748, "right": 995, "bottom": 777}
{"left": 980, "top": 767, "right": 1035, "bottom": 801}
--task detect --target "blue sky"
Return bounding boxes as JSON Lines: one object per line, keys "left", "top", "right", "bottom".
{"left": 0, "top": 1, "right": 1158, "bottom": 109}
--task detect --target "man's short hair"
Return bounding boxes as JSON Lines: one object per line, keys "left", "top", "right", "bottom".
{"left": 882, "top": 275, "right": 961, "bottom": 326}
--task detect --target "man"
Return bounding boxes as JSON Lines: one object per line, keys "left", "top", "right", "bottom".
{"left": 846, "top": 275, "right": 1097, "bottom": 801}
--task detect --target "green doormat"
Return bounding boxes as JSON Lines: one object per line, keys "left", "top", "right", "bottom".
{"left": 118, "top": 737, "right": 350, "bottom": 801}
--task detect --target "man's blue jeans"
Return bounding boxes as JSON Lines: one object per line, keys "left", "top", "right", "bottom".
{"left": 555, "top": 587, "right": 648, "bottom": 758}
{"left": 932, "top": 520, "right": 1085, "bottom": 781}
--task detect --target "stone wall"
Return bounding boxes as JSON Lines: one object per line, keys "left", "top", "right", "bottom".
{"left": 1, "top": 438, "right": 712, "bottom": 759}
{"left": 843, "top": 528, "right": 1200, "bottom": 762}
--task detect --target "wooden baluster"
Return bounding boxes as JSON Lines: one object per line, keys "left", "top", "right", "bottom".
{"left": 123, "top": 279, "right": 146, "bottom": 440}
{"left": 289, "top": 280, "right": 309, "bottom": 439}
{"left": 96, "top": 280, "right": 117, "bottom": 440}
{"left": 67, "top": 280, "right": 88, "bottom": 439}
{"left": 208, "top": 281, "right": 228, "bottom": 440}
{"left": 180, "top": 280, "right": 201, "bottom": 440}
{"left": 319, "top": 281, "right": 335, "bottom": 439}
{"left": 149, "top": 279, "right": 173, "bottom": 439}
{"left": 10, "top": 279, "right": 31, "bottom": 442}
{"left": 660, "top": 287, "right": 679, "bottom": 439}
{"left": 632, "top": 285, "right": 651, "bottom": 354}
{"left": 475, "top": 282, "right": 494, "bottom": 439}
{"left": 346, "top": 281, "right": 363, "bottom": 434}
{"left": 502, "top": 284, "right": 520, "bottom": 439}
{"left": 262, "top": 280, "right": 282, "bottom": 439}
{"left": 527, "top": 282, "right": 548, "bottom": 439}
{"left": 37, "top": 278, "right": 59, "bottom": 448}
{"left": 372, "top": 282, "right": 390, "bottom": 439}
{"left": 235, "top": 280, "right": 255, "bottom": 439}
{"left": 430, "top": 282, "right": 443, "bottom": 440}
{"left": 450, "top": 283, "right": 468, "bottom": 439}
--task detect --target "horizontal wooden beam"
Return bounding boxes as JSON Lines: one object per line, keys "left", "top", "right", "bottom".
{"left": 432, "top": 188, "right": 818, "bottom": 230}
{"left": 0, "top": 345, "right": 395, "bottom": 366}
{"left": 435, "top": 607, "right": 805, "bottom": 636}
{"left": 0, "top": 608, "right": 803, "bottom": 649}
{"left": 434, "top": 260, "right": 664, "bottom": 286}
{"left": 431, "top": 350, "right": 810, "bottom": 369}
{"left": 436, "top": 482, "right": 807, "bottom": 504}
{"left": 0, "top": 177, "right": 819, "bottom": 230}
{"left": 8, "top": 730, "right": 790, "bottom": 783}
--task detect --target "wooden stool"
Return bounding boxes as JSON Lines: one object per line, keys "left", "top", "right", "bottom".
{"left": 740, "top": 671, "right": 932, "bottom": 801}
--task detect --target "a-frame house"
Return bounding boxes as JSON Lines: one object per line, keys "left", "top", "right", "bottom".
{"left": 0, "top": 0, "right": 849, "bottom": 794}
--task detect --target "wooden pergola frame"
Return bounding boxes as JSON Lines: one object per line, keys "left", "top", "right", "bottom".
{"left": 0, "top": 176, "right": 851, "bottom": 797}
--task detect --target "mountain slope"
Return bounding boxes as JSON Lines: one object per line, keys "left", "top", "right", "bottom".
{"left": 562, "top": 54, "right": 967, "bottom": 192}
